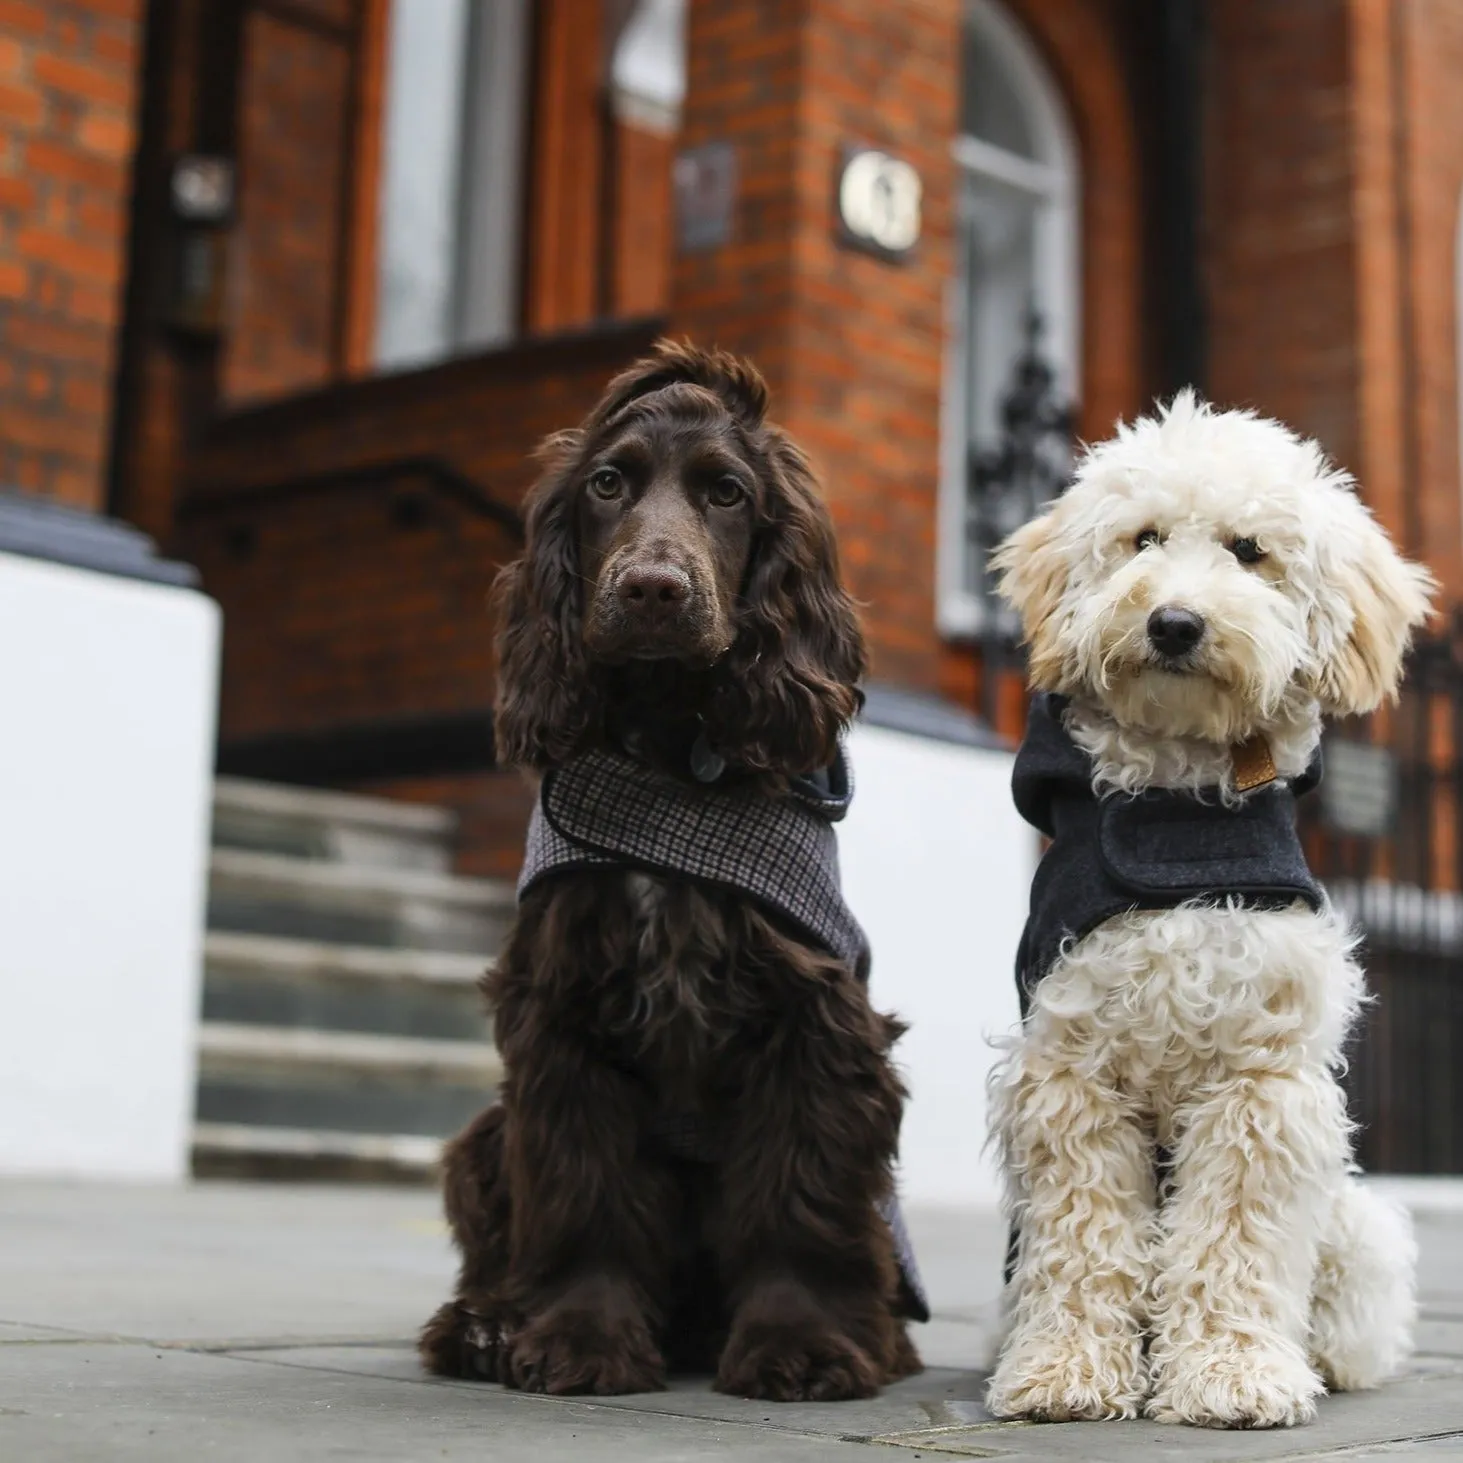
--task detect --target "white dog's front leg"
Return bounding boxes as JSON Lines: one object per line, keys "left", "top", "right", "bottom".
{"left": 1147, "top": 1066, "right": 1349, "bottom": 1428}
{"left": 987, "top": 1054, "right": 1155, "bottom": 1421}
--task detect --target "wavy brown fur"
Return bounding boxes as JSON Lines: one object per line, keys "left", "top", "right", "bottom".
{"left": 419, "top": 340, "right": 920, "bottom": 1400}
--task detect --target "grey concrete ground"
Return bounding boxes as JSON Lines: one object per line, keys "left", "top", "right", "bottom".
{"left": 2, "top": 1180, "right": 1461, "bottom": 1462}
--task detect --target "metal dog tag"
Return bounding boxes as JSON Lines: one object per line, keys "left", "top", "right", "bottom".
{"left": 690, "top": 733, "right": 726, "bottom": 784}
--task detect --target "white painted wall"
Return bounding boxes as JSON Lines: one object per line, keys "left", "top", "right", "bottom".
{"left": 841, "top": 723, "right": 1034, "bottom": 1208}
{"left": 0, "top": 553, "right": 220, "bottom": 1180}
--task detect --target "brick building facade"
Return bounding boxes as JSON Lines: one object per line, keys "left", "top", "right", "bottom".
{"left": 4, "top": 0, "right": 1463, "bottom": 874}
{"left": 0, "top": 0, "right": 143, "bottom": 508}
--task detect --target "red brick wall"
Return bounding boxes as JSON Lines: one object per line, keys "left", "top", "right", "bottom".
{"left": 673, "top": 0, "right": 1145, "bottom": 712}
{"left": 524, "top": 0, "right": 606, "bottom": 333}
{"left": 1205, "top": 1, "right": 1361, "bottom": 469}
{"left": 1396, "top": 0, "right": 1463, "bottom": 600}
{"left": 182, "top": 323, "right": 661, "bottom": 744}
{"left": 0, "top": 0, "right": 142, "bottom": 510}
{"left": 673, "top": 0, "right": 961, "bottom": 695}
{"left": 608, "top": 118, "right": 673, "bottom": 317}
{"left": 1204, "top": 0, "right": 1463, "bottom": 609}
{"left": 220, "top": 6, "right": 353, "bottom": 407}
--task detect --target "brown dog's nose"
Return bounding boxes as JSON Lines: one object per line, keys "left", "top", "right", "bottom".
{"left": 617, "top": 564, "right": 691, "bottom": 612}
{"left": 1147, "top": 605, "right": 1205, "bottom": 659}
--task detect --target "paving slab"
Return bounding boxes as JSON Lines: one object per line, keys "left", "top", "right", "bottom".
{"left": 0, "top": 1343, "right": 881, "bottom": 1463}
{"left": 0, "top": 1180, "right": 453, "bottom": 1344}
{"left": 224, "top": 1344, "right": 995, "bottom": 1440}
{"left": 1, "top": 1179, "right": 1461, "bottom": 1461}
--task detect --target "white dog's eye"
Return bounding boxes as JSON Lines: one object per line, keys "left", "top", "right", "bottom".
{"left": 1229, "top": 536, "right": 1265, "bottom": 565}
{"left": 1134, "top": 528, "right": 1161, "bottom": 551}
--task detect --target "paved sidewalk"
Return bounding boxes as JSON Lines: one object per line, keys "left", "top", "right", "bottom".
{"left": 1, "top": 1179, "right": 1461, "bottom": 1461}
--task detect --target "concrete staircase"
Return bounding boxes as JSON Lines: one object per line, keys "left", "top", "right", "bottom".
{"left": 193, "top": 778, "right": 514, "bottom": 1182}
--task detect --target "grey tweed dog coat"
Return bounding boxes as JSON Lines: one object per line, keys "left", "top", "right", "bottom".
{"left": 519, "top": 746, "right": 869, "bottom": 970}
{"left": 516, "top": 743, "right": 928, "bottom": 1322}
{"left": 1012, "top": 692, "right": 1325, "bottom": 1009}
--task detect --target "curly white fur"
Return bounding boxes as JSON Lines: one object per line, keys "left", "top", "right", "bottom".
{"left": 986, "top": 392, "right": 1434, "bottom": 1429}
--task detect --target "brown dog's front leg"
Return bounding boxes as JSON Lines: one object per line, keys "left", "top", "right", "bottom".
{"left": 712, "top": 975, "right": 912, "bottom": 1402}
{"left": 499, "top": 1049, "right": 679, "bottom": 1397}
{"left": 420, "top": 1103, "right": 517, "bottom": 1381}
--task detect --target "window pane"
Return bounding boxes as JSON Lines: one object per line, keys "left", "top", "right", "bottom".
{"left": 961, "top": 27, "right": 1037, "bottom": 159}
{"left": 374, "top": 0, "right": 471, "bottom": 371}
{"left": 962, "top": 176, "right": 1039, "bottom": 597}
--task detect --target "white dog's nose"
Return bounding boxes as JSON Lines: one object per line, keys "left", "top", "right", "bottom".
{"left": 1148, "top": 606, "right": 1205, "bottom": 659}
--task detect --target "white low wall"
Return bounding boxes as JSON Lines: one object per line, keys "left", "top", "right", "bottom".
{"left": 0, "top": 553, "right": 220, "bottom": 1181}
{"left": 841, "top": 722, "right": 1034, "bottom": 1208}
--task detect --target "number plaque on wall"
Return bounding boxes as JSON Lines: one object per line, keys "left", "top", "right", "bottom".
{"left": 835, "top": 146, "right": 922, "bottom": 261}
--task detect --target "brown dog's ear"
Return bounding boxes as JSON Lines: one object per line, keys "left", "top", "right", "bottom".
{"left": 991, "top": 507, "right": 1069, "bottom": 691}
{"left": 1307, "top": 487, "right": 1435, "bottom": 716}
{"left": 711, "top": 431, "right": 867, "bottom": 775}
{"left": 491, "top": 432, "right": 601, "bottom": 770}
{"left": 594, "top": 338, "right": 770, "bottom": 428}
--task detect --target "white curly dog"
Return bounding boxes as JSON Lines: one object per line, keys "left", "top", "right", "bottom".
{"left": 987, "top": 391, "right": 1435, "bottom": 1428}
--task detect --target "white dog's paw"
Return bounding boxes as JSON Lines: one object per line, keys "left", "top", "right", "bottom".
{"left": 986, "top": 1332, "right": 1149, "bottom": 1422}
{"left": 1147, "top": 1336, "right": 1322, "bottom": 1429}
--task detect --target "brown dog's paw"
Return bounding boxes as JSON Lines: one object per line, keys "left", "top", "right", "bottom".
{"left": 506, "top": 1306, "right": 666, "bottom": 1397}
{"left": 418, "top": 1300, "right": 512, "bottom": 1382}
{"left": 886, "top": 1323, "right": 924, "bottom": 1384}
{"left": 715, "top": 1321, "right": 881, "bottom": 1402}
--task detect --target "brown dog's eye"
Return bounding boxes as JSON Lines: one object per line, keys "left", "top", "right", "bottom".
{"left": 1229, "top": 536, "right": 1265, "bottom": 565}
{"left": 1135, "top": 528, "right": 1160, "bottom": 551}
{"left": 708, "top": 477, "right": 744, "bottom": 508}
{"left": 588, "top": 467, "right": 622, "bottom": 500}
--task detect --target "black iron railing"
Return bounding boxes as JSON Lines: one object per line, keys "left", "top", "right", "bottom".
{"left": 966, "top": 310, "right": 1075, "bottom": 726}
{"left": 1304, "top": 610, "right": 1463, "bottom": 1173}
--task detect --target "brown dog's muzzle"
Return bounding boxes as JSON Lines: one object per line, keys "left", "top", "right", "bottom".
{"left": 587, "top": 553, "right": 727, "bottom": 663}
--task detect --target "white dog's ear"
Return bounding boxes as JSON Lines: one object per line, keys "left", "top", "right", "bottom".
{"left": 1308, "top": 489, "right": 1435, "bottom": 716}
{"left": 993, "top": 508, "right": 1068, "bottom": 690}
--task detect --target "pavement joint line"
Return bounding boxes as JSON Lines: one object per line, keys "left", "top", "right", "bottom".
{"left": 211, "top": 1347, "right": 927, "bottom": 1442}
{"left": 857, "top": 1420, "right": 1463, "bottom": 1462}
{"left": 1201, "top": 1426, "right": 1463, "bottom": 1463}
{"left": 866, "top": 1443, "right": 1007, "bottom": 1458}
{"left": 1, "top": 1319, "right": 140, "bottom": 1345}
{"left": 1, "top": 1319, "right": 411, "bottom": 1353}
{"left": 857, "top": 1420, "right": 1028, "bottom": 1443}
{"left": 172, "top": 1335, "right": 409, "bottom": 1353}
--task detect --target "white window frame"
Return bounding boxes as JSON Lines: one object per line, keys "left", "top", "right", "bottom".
{"left": 937, "top": 0, "right": 1081, "bottom": 638}
{"left": 374, "top": 0, "right": 531, "bottom": 371}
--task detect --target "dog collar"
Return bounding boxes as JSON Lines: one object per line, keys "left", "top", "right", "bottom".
{"left": 1231, "top": 734, "right": 1277, "bottom": 792}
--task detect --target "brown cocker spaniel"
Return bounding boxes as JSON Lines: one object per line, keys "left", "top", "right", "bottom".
{"left": 419, "top": 341, "right": 922, "bottom": 1401}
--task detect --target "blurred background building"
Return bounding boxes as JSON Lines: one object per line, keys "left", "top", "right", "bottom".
{"left": 1, "top": 0, "right": 1461, "bottom": 1189}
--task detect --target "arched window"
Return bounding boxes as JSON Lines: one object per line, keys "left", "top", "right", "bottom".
{"left": 938, "top": 0, "right": 1080, "bottom": 636}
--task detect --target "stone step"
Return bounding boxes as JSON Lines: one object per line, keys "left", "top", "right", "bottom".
{"left": 196, "top": 1021, "right": 502, "bottom": 1082}
{"left": 191, "top": 1122, "right": 442, "bottom": 1184}
{"left": 212, "top": 775, "right": 457, "bottom": 873}
{"left": 207, "top": 847, "right": 515, "bottom": 954}
{"left": 193, "top": 1022, "right": 501, "bottom": 1145}
{"left": 202, "top": 931, "right": 491, "bottom": 1041}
